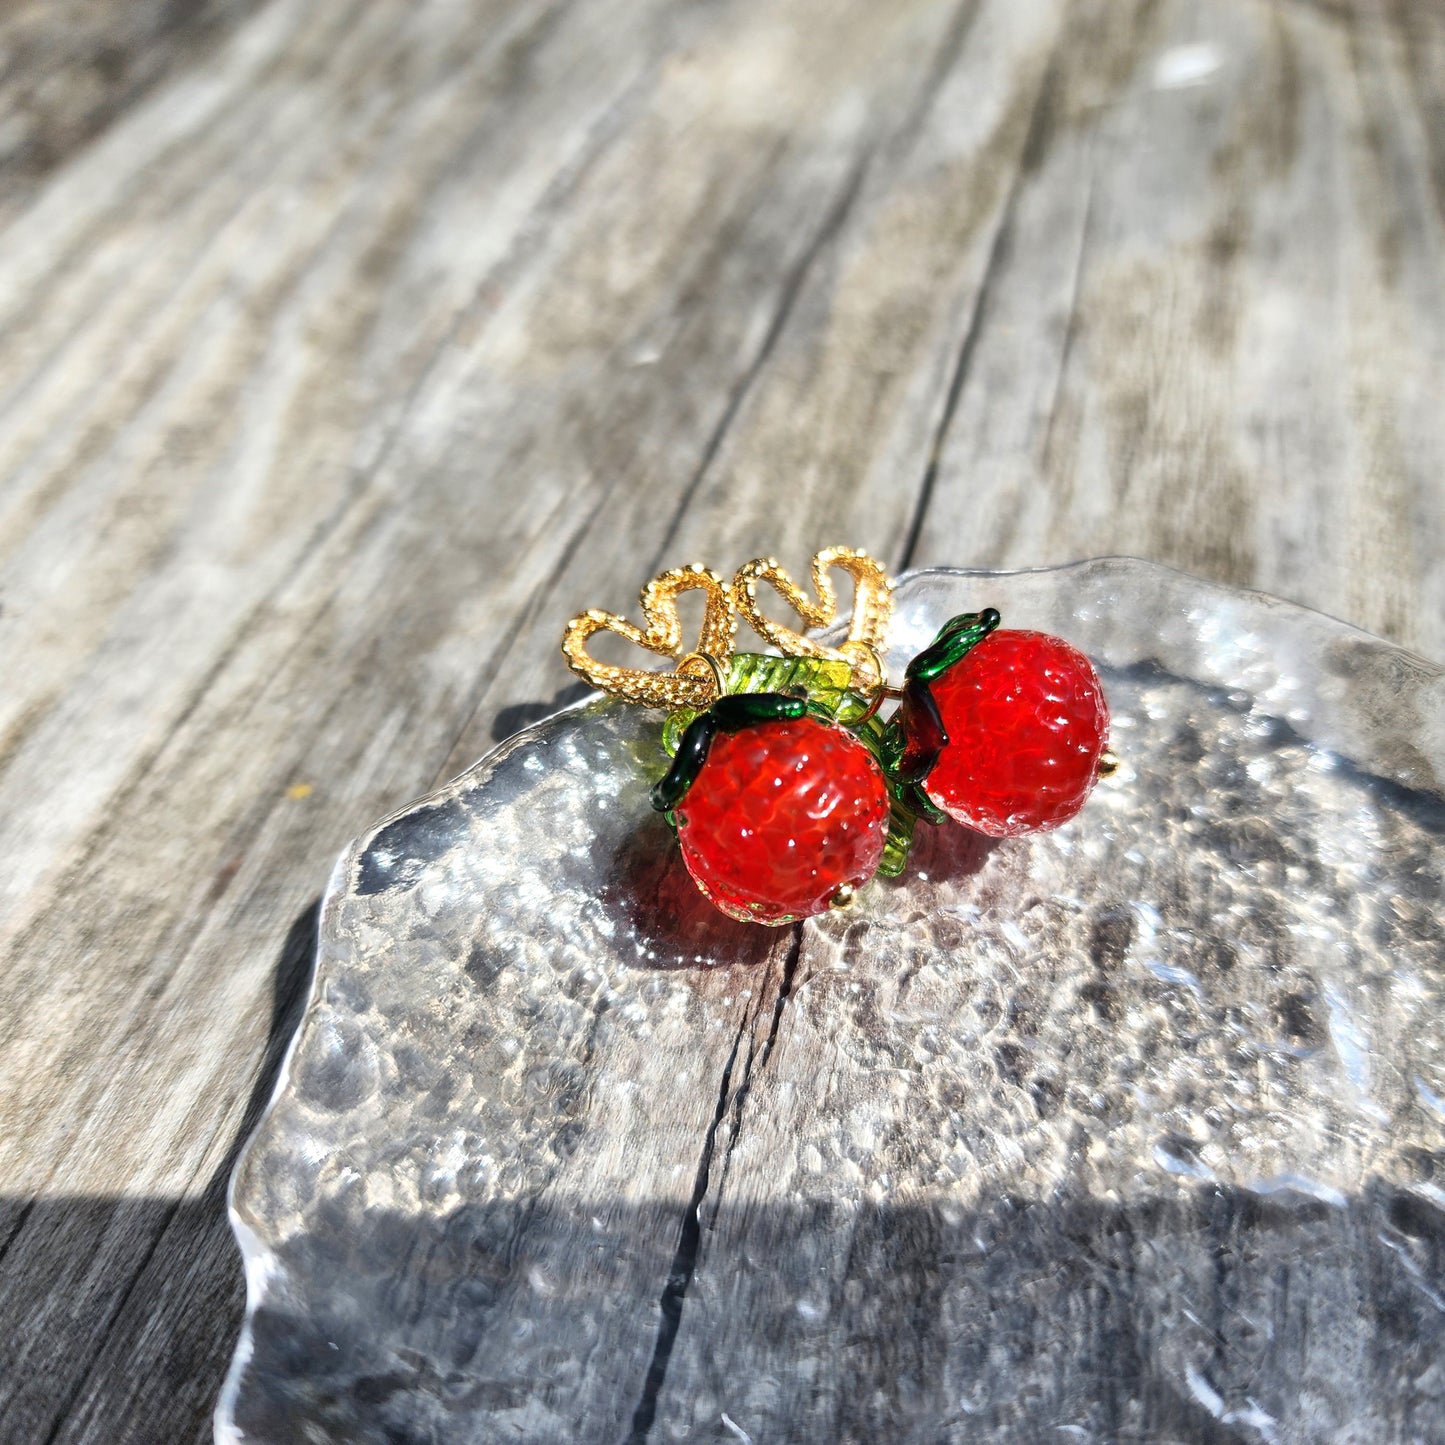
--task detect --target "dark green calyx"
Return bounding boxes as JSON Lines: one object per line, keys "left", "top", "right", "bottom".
{"left": 710, "top": 691, "right": 807, "bottom": 732}
{"left": 900, "top": 778, "right": 947, "bottom": 826}
{"left": 848, "top": 609, "right": 1002, "bottom": 871}
{"left": 650, "top": 692, "right": 807, "bottom": 813}
{"left": 650, "top": 711, "right": 717, "bottom": 812}
{"left": 849, "top": 706, "right": 938, "bottom": 878}
{"left": 905, "top": 607, "right": 1001, "bottom": 683}
{"left": 661, "top": 655, "right": 862, "bottom": 755}
{"left": 895, "top": 676, "right": 948, "bottom": 784}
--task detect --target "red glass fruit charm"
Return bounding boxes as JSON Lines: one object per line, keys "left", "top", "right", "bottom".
{"left": 655, "top": 696, "right": 890, "bottom": 925}
{"left": 905, "top": 621, "right": 1109, "bottom": 837}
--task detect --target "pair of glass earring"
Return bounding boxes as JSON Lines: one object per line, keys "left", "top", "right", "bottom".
{"left": 563, "top": 547, "right": 1112, "bottom": 926}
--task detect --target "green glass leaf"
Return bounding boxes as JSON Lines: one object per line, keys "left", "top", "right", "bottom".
{"left": 877, "top": 798, "right": 916, "bottom": 877}
{"left": 853, "top": 710, "right": 904, "bottom": 773}
{"left": 851, "top": 708, "right": 937, "bottom": 876}
{"left": 662, "top": 653, "right": 865, "bottom": 753}
{"left": 661, "top": 709, "right": 693, "bottom": 757}
{"left": 729, "top": 652, "right": 856, "bottom": 711}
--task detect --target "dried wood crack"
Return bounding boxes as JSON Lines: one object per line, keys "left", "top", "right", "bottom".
{"left": 626, "top": 926, "right": 803, "bottom": 1443}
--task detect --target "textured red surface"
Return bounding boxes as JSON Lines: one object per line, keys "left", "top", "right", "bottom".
{"left": 675, "top": 716, "right": 890, "bottom": 925}
{"left": 923, "top": 629, "right": 1109, "bottom": 837}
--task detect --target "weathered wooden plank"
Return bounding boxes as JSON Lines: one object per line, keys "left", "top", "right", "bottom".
{"left": 0, "top": 0, "right": 265, "bottom": 223}
{"left": 0, "top": 0, "right": 1049, "bottom": 1439}
{"left": 435, "top": 0, "right": 1071, "bottom": 775}
{"left": 911, "top": 0, "right": 1445, "bottom": 661}
{"left": 0, "top": 0, "right": 1440, "bottom": 1439}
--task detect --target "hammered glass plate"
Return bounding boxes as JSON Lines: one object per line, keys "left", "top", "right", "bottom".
{"left": 217, "top": 559, "right": 1445, "bottom": 1445}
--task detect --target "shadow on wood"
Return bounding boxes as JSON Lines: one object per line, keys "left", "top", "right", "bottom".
{"left": 0, "top": 900, "right": 319, "bottom": 1445}
{"left": 490, "top": 686, "right": 597, "bottom": 746}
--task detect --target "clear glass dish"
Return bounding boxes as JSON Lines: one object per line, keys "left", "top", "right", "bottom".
{"left": 218, "top": 558, "right": 1445, "bottom": 1445}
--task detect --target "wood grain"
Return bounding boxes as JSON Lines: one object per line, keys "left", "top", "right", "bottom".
{"left": 0, "top": 0, "right": 1440, "bottom": 1438}
{"left": 0, "top": 0, "right": 265, "bottom": 221}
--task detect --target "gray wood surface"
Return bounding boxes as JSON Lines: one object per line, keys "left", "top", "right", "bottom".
{"left": 0, "top": 0, "right": 1441, "bottom": 1440}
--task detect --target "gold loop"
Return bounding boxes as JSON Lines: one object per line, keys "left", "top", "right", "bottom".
{"left": 677, "top": 651, "right": 729, "bottom": 704}
{"left": 850, "top": 683, "right": 903, "bottom": 728}
{"left": 843, "top": 639, "right": 889, "bottom": 693}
